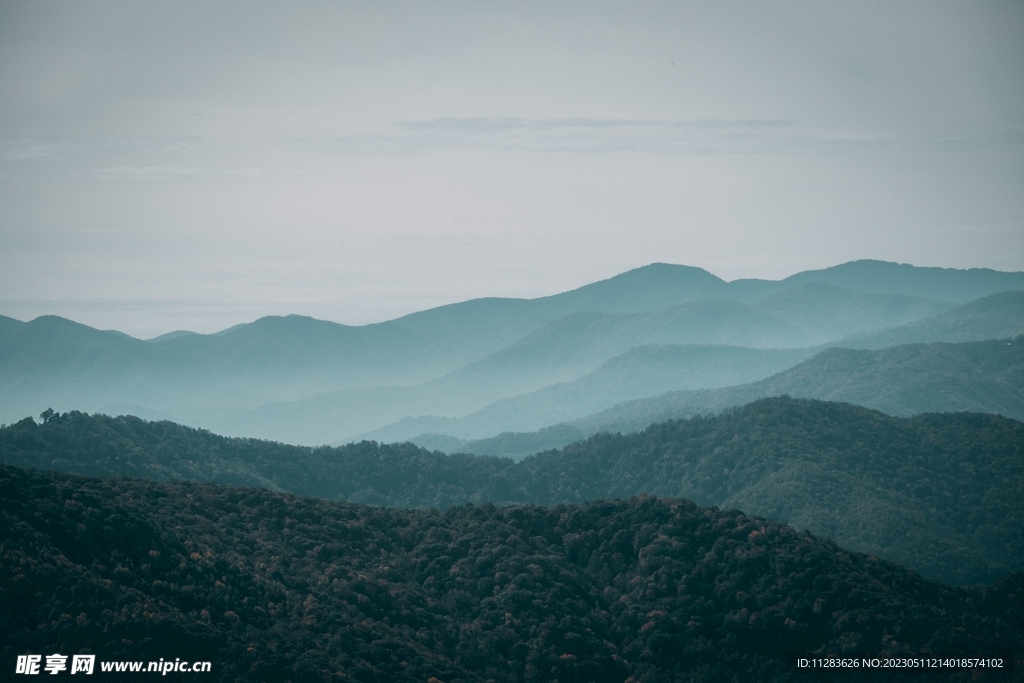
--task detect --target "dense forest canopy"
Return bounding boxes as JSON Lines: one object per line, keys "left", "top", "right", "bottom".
{"left": 1, "top": 464, "right": 1020, "bottom": 682}
{"left": 3, "top": 397, "right": 1022, "bottom": 585}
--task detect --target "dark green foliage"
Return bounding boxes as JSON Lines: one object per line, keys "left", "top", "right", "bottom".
{"left": 0, "top": 410, "right": 508, "bottom": 507}
{"left": 435, "top": 423, "right": 590, "bottom": 460}
{"left": 518, "top": 399, "right": 1024, "bottom": 585}
{"left": 3, "top": 398, "right": 1023, "bottom": 584}
{"left": 1, "top": 464, "right": 1020, "bottom": 682}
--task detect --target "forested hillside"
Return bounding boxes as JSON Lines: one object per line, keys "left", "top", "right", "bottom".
{"left": 4, "top": 398, "right": 1022, "bottom": 585}
{"left": 2, "top": 464, "right": 1019, "bottom": 682}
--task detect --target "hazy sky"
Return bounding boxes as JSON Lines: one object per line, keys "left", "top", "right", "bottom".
{"left": 2, "top": 1, "right": 1022, "bottom": 337}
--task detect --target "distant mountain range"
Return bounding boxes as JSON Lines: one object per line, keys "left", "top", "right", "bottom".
{"left": 392, "top": 335, "right": 1024, "bottom": 458}
{"left": 2, "top": 260, "right": 1022, "bottom": 445}
{"left": 352, "top": 345, "right": 818, "bottom": 445}
{"left": 841, "top": 290, "right": 1024, "bottom": 348}
{"left": 3, "top": 397, "right": 1022, "bottom": 585}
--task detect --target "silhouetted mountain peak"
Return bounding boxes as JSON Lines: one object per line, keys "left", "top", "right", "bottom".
{"left": 223, "top": 314, "right": 354, "bottom": 336}
{"left": 540, "top": 262, "right": 728, "bottom": 314}
{"left": 147, "top": 329, "right": 200, "bottom": 343}
{"left": 28, "top": 314, "right": 99, "bottom": 332}
{"left": 596, "top": 261, "right": 724, "bottom": 287}
{"left": 17, "top": 315, "right": 149, "bottom": 348}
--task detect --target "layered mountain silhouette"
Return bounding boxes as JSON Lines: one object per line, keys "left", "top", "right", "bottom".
{"left": 6, "top": 260, "right": 1024, "bottom": 679}
{"left": 842, "top": 290, "right": 1024, "bottom": 348}
{"left": 392, "top": 336, "right": 1024, "bottom": 457}
{"left": 2, "top": 260, "right": 1022, "bottom": 446}
{"left": 353, "top": 345, "right": 817, "bottom": 445}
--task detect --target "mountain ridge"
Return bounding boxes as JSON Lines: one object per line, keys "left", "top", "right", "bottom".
{"left": 3, "top": 260, "right": 1023, "bottom": 443}
{"left": 3, "top": 396, "right": 1023, "bottom": 585}
{"left": 381, "top": 335, "right": 1024, "bottom": 455}
{"left": 8, "top": 259, "right": 1021, "bottom": 341}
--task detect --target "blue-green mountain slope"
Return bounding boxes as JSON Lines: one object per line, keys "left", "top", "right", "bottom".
{"left": 221, "top": 344, "right": 813, "bottom": 445}
{"left": 397, "top": 336, "right": 1024, "bottom": 458}
{"left": 353, "top": 344, "right": 816, "bottom": 447}
{"left": 841, "top": 290, "right": 1024, "bottom": 348}
{"left": 2, "top": 261, "right": 1020, "bottom": 444}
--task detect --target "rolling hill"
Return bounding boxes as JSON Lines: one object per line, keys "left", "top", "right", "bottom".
{"left": 220, "top": 317, "right": 823, "bottom": 446}
{"left": 3, "top": 397, "right": 1023, "bottom": 585}
{"left": 843, "top": 290, "right": 1024, "bottom": 348}
{"left": 751, "top": 283, "right": 952, "bottom": 341}
{"left": 4, "top": 463, "right": 1019, "bottom": 681}
{"left": 354, "top": 345, "right": 816, "bottom": 446}
{"left": 410, "top": 336, "right": 1024, "bottom": 458}
{"left": 223, "top": 289, "right": 1018, "bottom": 445}
{"left": 568, "top": 335, "right": 1024, "bottom": 438}
{"left": 367, "top": 330, "right": 1024, "bottom": 451}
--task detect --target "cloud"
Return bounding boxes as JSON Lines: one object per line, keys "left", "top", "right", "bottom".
{"left": 2, "top": 145, "right": 59, "bottom": 161}
{"left": 395, "top": 117, "right": 791, "bottom": 132}
{"left": 324, "top": 117, "right": 800, "bottom": 156}
{"left": 360, "top": 117, "right": 1024, "bottom": 156}
{"left": 0, "top": 136, "right": 200, "bottom": 162}
{"left": 88, "top": 166, "right": 263, "bottom": 181}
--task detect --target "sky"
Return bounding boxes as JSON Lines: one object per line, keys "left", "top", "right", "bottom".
{"left": 1, "top": 1, "right": 1022, "bottom": 338}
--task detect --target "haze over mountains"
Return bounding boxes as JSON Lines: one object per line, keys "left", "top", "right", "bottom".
{"left": 2, "top": 260, "right": 1023, "bottom": 448}
{"left": 5, "top": 259, "right": 1024, "bottom": 680}
{"left": 382, "top": 335, "right": 1024, "bottom": 457}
